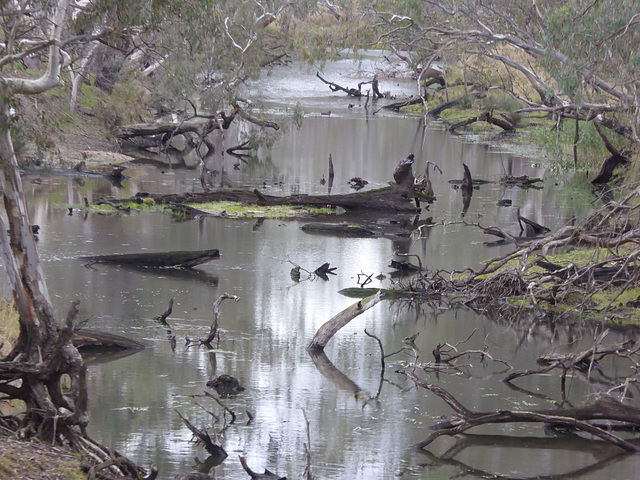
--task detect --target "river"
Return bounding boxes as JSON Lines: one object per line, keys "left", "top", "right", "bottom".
{"left": 18, "top": 55, "right": 640, "bottom": 479}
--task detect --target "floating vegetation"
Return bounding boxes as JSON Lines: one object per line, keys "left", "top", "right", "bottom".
{"left": 184, "top": 201, "right": 337, "bottom": 218}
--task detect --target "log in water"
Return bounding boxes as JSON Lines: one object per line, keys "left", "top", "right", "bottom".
{"left": 79, "top": 249, "right": 220, "bottom": 268}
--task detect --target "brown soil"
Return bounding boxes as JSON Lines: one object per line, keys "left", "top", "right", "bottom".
{"left": 0, "top": 433, "right": 86, "bottom": 480}
{"left": 16, "top": 85, "right": 135, "bottom": 170}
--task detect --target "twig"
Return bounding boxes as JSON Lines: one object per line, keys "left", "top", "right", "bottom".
{"left": 204, "top": 391, "right": 236, "bottom": 425}
{"left": 302, "top": 409, "right": 313, "bottom": 479}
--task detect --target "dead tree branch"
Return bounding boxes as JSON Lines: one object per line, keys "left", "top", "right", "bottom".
{"left": 401, "top": 370, "right": 640, "bottom": 453}
{"left": 307, "top": 291, "right": 384, "bottom": 352}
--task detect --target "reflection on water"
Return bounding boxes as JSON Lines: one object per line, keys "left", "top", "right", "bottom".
{"left": 11, "top": 57, "right": 631, "bottom": 479}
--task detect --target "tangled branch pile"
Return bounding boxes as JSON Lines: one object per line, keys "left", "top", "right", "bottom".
{"left": 412, "top": 184, "right": 640, "bottom": 320}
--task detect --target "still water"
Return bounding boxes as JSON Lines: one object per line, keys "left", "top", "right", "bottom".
{"left": 17, "top": 58, "right": 640, "bottom": 478}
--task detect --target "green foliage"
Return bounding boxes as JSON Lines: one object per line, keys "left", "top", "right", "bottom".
{"left": 541, "top": 0, "right": 640, "bottom": 99}
{"left": 528, "top": 117, "right": 627, "bottom": 167}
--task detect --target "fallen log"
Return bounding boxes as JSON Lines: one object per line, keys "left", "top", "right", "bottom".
{"left": 80, "top": 249, "right": 220, "bottom": 268}
{"left": 131, "top": 186, "right": 425, "bottom": 213}
{"left": 122, "top": 156, "right": 430, "bottom": 214}
{"left": 307, "top": 291, "right": 383, "bottom": 352}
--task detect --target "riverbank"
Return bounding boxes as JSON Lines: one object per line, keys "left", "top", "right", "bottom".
{"left": 0, "top": 434, "right": 85, "bottom": 480}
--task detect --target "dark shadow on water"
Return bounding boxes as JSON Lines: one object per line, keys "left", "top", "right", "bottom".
{"left": 414, "top": 434, "right": 633, "bottom": 480}
{"left": 81, "top": 346, "right": 146, "bottom": 366}
{"left": 83, "top": 263, "right": 220, "bottom": 286}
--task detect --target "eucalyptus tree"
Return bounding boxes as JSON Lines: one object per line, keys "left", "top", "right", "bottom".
{"left": 0, "top": 0, "right": 162, "bottom": 462}
{"left": 0, "top": 0, "right": 304, "bottom": 465}
{"left": 367, "top": 0, "right": 640, "bottom": 147}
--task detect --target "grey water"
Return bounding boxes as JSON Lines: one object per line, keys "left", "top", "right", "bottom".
{"left": 18, "top": 56, "right": 640, "bottom": 479}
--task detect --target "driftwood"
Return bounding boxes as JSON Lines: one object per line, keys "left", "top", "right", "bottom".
{"left": 461, "top": 164, "right": 473, "bottom": 192}
{"left": 301, "top": 223, "right": 378, "bottom": 237}
{"left": 389, "top": 259, "right": 425, "bottom": 274}
{"left": 23, "top": 165, "right": 128, "bottom": 188}
{"left": 239, "top": 456, "right": 286, "bottom": 480}
{"left": 155, "top": 297, "right": 174, "bottom": 325}
{"left": 316, "top": 72, "right": 365, "bottom": 97}
{"left": 307, "top": 291, "right": 383, "bottom": 352}
{"left": 504, "top": 338, "right": 637, "bottom": 383}
{"left": 402, "top": 370, "right": 640, "bottom": 452}
{"left": 176, "top": 410, "right": 228, "bottom": 458}
{"left": 383, "top": 96, "right": 423, "bottom": 111}
{"left": 80, "top": 249, "right": 220, "bottom": 268}
{"left": 115, "top": 120, "right": 218, "bottom": 139}
{"left": 202, "top": 293, "right": 240, "bottom": 345}
{"left": 499, "top": 174, "right": 543, "bottom": 188}
{"left": 301, "top": 222, "right": 412, "bottom": 238}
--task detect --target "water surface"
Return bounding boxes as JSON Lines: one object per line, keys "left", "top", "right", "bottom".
{"left": 18, "top": 56, "right": 637, "bottom": 479}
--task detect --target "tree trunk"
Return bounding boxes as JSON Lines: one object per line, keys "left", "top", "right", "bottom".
{"left": 0, "top": 78, "right": 89, "bottom": 441}
{"left": 307, "top": 291, "right": 383, "bottom": 352}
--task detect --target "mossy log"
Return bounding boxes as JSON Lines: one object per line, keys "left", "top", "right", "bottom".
{"left": 80, "top": 249, "right": 220, "bottom": 268}
{"left": 132, "top": 186, "right": 427, "bottom": 213}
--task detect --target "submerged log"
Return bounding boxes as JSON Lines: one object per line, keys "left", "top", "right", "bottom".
{"left": 339, "top": 287, "right": 440, "bottom": 300}
{"left": 72, "top": 329, "right": 147, "bottom": 351}
{"left": 301, "top": 223, "right": 378, "bottom": 237}
{"left": 80, "top": 249, "right": 220, "bottom": 268}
